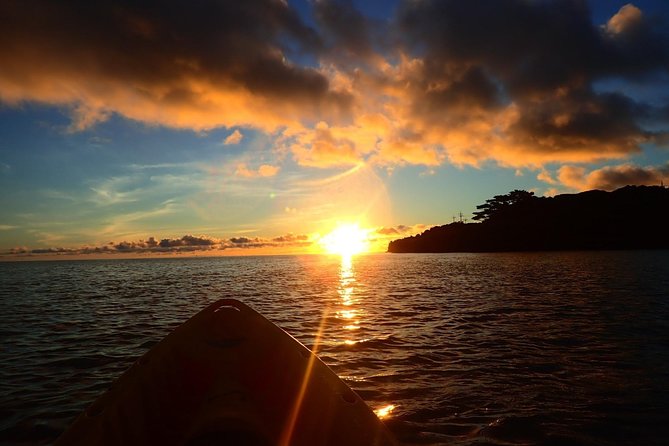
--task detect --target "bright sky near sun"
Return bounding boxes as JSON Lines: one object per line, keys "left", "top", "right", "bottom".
{"left": 1, "top": 0, "right": 669, "bottom": 258}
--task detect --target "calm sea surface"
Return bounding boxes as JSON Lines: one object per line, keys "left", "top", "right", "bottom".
{"left": 1, "top": 252, "right": 668, "bottom": 445}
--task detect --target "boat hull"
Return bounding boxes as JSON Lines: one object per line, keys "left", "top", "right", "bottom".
{"left": 55, "top": 299, "right": 397, "bottom": 446}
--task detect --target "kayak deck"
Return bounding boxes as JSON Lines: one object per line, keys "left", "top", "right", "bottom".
{"left": 55, "top": 299, "right": 397, "bottom": 446}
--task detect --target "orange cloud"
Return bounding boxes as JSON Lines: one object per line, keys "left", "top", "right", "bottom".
{"left": 556, "top": 163, "right": 669, "bottom": 191}
{"left": 235, "top": 163, "right": 280, "bottom": 178}
{"left": 290, "top": 121, "right": 362, "bottom": 167}
{"left": 557, "top": 165, "right": 588, "bottom": 190}
{"left": 223, "top": 129, "right": 244, "bottom": 145}
{"left": 537, "top": 169, "right": 557, "bottom": 185}
{"left": 606, "top": 4, "right": 643, "bottom": 34}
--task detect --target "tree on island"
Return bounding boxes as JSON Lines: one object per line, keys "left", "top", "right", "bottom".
{"left": 472, "top": 190, "right": 535, "bottom": 222}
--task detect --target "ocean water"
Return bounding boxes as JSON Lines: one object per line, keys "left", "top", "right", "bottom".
{"left": 1, "top": 252, "right": 668, "bottom": 445}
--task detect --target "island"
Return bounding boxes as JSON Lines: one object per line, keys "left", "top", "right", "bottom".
{"left": 387, "top": 185, "right": 669, "bottom": 253}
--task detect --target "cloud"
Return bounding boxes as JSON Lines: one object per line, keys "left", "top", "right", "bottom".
{"left": 392, "top": 0, "right": 669, "bottom": 166}
{"left": 1, "top": 0, "right": 668, "bottom": 170}
{"left": 374, "top": 224, "right": 426, "bottom": 236}
{"left": 290, "top": 121, "right": 362, "bottom": 167}
{"left": 364, "top": 223, "right": 430, "bottom": 251}
{"left": 67, "top": 104, "right": 112, "bottom": 133}
{"left": 543, "top": 188, "right": 560, "bottom": 197}
{"left": 606, "top": 4, "right": 643, "bottom": 35}
{"left": 235, "top": 163, "right": 280, "bottom": 178}
{"left": 0, "top": 0, "right": 351, "bottom": 131}
{"left": 221, "top": 233, "right": 312, "bottom": 250}
{"left": 283, "top": 1, "right": 669, "bottom": 169}
{"left": 556, "top": 162, "right": 669, "bottom": 191}
{"left": 223, "top": 129, "right": 244, "bottom": 145}
{"left": 537, "top": 169, "right": 557, "bottom": 185}
{"left": 2, "top": 232, "right": 314, "bottom": 257}
{"left": 314, "top": 0, "right": 374, "bottom": 61}
{"left": 557, "top": 165, "right": 588, "bottom": 189}
{"left": 89, "top": 176, "right": 142, "bottom": 205}
{"left": 110, "top": 235, "right": 218, "bottom": 252}
{"left": 162, "top": 235, "right": 217, "bottom": 247}
{"left": 272, "top": 233, "right": 309, "bottom": 243}
{"left": 376, "top": 227, "right": 398, "bottom": 235}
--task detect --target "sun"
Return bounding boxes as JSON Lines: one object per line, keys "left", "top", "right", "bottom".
{"left": 319, "top": 223, "right": 370, "bottom": 257}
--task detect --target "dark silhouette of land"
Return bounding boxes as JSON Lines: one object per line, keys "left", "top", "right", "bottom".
{"left": 388, "top": 185, "right": 669, "bottom": 253}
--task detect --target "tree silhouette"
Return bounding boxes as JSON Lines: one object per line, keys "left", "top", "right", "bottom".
{"left": 472, "top": 190, "right": 535, "bottom": 222}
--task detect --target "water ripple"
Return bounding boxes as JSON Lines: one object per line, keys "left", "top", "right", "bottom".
{"left": 1, "top": 252, "right": 669, "bottom": 445}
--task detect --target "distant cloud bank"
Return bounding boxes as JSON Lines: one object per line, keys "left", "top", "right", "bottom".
{"left": 5, "top": 233, "right": 313, "bottom": 258}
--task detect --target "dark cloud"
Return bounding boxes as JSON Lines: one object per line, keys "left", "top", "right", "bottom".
{"left": 229, "top": 237, "right": 251, "bottom": 245}
{"left": 115, "top": 235, "right": 214, "bottom": 250}
{"left": 115, "top": 237, "right": 157, "bottom": 251}
{"left": 116, "top": 241, "right": 143, "bottom": 251}
{"left": 414, "top": 65, "right": 503, "bottom": 118}
{"left": 0, "top": 0, "right": 351, "bottom": 130}
{"left": 399, "top": 0, "right": 601, "bottom": 94}
{"left": 601, "top": 4, "right": 669, "bottom": 78}
{"left": 314, "top": 0, "right": 374, "bottom": 59}
{"left": 180, "top": 235, "right": 216, "bottom": 246}
{"left": 399, "top": 0, "right": 669, "bottom": 94}
{"left": 396, "top": 0, "right": 669, "bottom": 161}
{"left": 157, "top": 235, "right": 217, "bottom": 248}
{"left": 509, "top": 89, "right": 650, "bottom": 154}
{"left": 30, "top": 248, "right": 79, "bottom": 254}
{"left": 0, "top": 0, "right": 322, "bottom": 90}
{"left": 224, "top": 234, "right": 311, "bottom": 249}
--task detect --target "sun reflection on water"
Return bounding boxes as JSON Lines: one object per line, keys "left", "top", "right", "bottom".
{"left": 336, "top": 255, "right": 361, "bottom": 343}
{"left": 374, "top": 404, "right": 397, "bottom": 420}
{"left": 334, "top": 255, "right": 397, "bottom": 421}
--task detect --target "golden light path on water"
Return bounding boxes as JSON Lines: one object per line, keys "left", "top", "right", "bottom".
{"left": 279, "top": 252, "right": 396, "bottom": 445}
{"left": 338, "top": 254, "right": 361, "bottom": 340}
{"left": 336, "top": 254, "right": 398, "bottom": 421}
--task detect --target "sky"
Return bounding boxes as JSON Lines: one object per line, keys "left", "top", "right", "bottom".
{"left": 1, "top": 0, "right": 669, "bottom": 258}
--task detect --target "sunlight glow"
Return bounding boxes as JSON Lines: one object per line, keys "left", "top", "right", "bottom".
{"left": 319, "top": 223, "right": 370, "bottom": 258}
